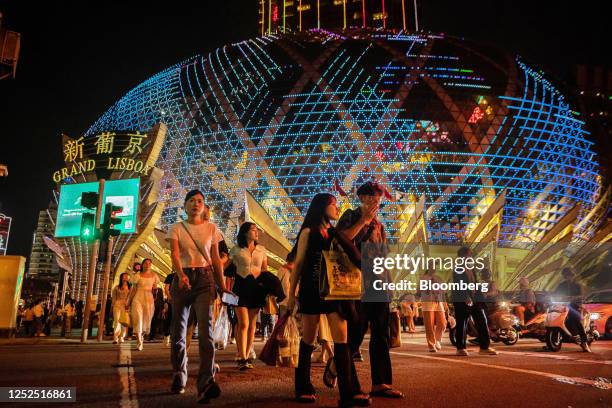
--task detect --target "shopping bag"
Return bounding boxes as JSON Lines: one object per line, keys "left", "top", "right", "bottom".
{"left": 119, "top": 309, "right": 131, "bottom": 328}
{"left": 279, "top": 315, "right": 300, "bottom": 367}
{"left": 259, "top": 313, "right": 288, "bottom": 366}
{"left": 263, "top": 295, "right": 279, "bottom": 315}
{"left": 320, "top": 239, "right": 362, "bottom": 300}
{"left": 389, "top": 310, "right": 401, "bottom": 348}
{"left": 212, "top": 306, "right": 230, "bottom": 350}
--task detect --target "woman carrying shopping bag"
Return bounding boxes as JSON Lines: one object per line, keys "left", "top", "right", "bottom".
{"left": 286, "top": 193, "right": 371, "bottom": 407}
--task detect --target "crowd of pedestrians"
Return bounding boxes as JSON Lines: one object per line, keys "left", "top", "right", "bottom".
{"left": 24, "top": 182, "right": 584, "bottom": 407}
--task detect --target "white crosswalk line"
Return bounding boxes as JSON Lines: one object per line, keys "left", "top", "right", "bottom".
{"left": 118, "top": 343, "right": 139, "bottom": 408}
{"left": 386, "top": 349, "right": 611, "bottom": 390}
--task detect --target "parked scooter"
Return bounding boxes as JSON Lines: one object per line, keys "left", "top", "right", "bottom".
{"left": 449, "top": 302, "right": 520, "bottom": 346}
{"left": 519, "top": 311, "right": 547, "bottom": 341}
{"left": 544, "top": 302, "right": 599, "bottom": 352}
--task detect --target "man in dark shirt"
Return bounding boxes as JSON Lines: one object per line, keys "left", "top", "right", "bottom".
{"left": 337, "top": 181, "right": 403, "bottom": 399}
{"left": 452, "top": 247, "right": 497, "bottom": 356}
{"left": 554, "top": 267, "right": 590, "bottom": 352}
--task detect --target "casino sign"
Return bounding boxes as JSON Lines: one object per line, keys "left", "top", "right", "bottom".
{"left": 53, "top": 131, "right": 155, "bottom": 183}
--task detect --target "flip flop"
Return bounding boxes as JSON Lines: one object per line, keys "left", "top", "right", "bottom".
{"left": 323, "top": 359, "right": 337, "bottom": 388}
{"left": 369, "top": 388, "right": 404, "bottom": 399}
{"left": 296, "top": 394, "right": 316, "bottom": 403}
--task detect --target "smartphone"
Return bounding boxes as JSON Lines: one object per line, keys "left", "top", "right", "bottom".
{"left": 222, "top": 292, "right": 239, "bottom": 306}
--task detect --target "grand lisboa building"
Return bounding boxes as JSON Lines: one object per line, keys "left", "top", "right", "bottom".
{"left": 85, "top": 10, "right": 608, "bottom": 288}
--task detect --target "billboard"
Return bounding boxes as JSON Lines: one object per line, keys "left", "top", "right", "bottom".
{"left": 55, "top": 178, "right": 140, "bottom": 238}
{"left": 0, "top": 213, "right": 12, "bottom": 255}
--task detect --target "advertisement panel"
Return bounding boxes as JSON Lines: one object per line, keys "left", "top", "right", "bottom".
{"left": 54, "top": 178, "right": 140, "bottom": 238}
{"left": 0, "top": 213, "right": 13, "bottom": 256}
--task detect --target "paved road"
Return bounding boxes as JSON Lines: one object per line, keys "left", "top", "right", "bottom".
{"left": 0, "top": 330, "right": 610, "bottom": 408}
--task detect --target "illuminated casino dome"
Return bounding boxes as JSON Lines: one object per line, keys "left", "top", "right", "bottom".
{"left": 86, "top": 28, "right": 606, "bottom": 248}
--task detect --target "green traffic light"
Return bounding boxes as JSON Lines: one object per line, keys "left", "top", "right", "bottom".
{"left": 80, "top": 212, "right": 96, "bottom": 241}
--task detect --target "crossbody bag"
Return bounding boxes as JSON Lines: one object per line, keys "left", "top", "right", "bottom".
{"left": 179, "top": 221, "right": 216, "bottom": 291}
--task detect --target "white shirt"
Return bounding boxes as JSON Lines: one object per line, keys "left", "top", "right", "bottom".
{"left": 229, "top": 244, "right": 267, "bottom": 279}
{"left": 166, "top": 221, "right": 221, "bottom": 268}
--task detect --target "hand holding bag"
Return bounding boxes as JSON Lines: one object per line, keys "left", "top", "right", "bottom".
{"left": 119, "top": 309, "right": 131, "bottom": 328}
{"left": 319, "top": 238, "right": 363, "bottom": 300}
{"left": 263, "top": 295, "right": 279, "bottom": 315}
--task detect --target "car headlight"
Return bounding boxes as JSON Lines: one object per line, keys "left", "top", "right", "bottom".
{"left": 589, "top": 313, "right": 602, "bottom": 321}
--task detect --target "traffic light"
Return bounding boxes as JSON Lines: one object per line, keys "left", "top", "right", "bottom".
{"left": 81, "top": 192, "right": 98, "bottom": 209}
{"left": 80, "top": 212, "right": 96, "bottom": 241}
{"left": 102, "top": 202, "right": 123, "bottom": 240}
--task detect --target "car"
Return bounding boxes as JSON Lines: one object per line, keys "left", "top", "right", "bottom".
{"left": 583, "top": 289, "right": 612, "bottom": 339}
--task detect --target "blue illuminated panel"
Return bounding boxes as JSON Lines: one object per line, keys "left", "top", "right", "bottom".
{"left": 87, "top": 30, "right": 602, "bottom": 248}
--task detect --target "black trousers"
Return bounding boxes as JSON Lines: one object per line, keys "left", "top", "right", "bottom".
{"left": 348, "top": 301, "right": 393, "bottom": 386}
{"left": 163, "top": 303, "right": 172, "bottom": 337}
{"left": 453, "top": 302, "right": 490, "bottom": 350}
{"left": 566, "top": 303, "right": 588, "bottom": 343}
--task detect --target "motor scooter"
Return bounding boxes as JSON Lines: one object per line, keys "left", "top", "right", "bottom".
{"left": 544, "top": 302, "right": 599, "bottom": 352}
{"left": 449, "top": 302, "right": 520, "bottom": 346}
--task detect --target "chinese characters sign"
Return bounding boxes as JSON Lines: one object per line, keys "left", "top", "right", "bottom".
{"left": 54, "top": 179, "right": 140, "bottom": 238}
{"left": 0, "top": 213, "right": 12, "bottom": 255}
{"left": 54, "top": 131, "right": 151, "bottom": 182}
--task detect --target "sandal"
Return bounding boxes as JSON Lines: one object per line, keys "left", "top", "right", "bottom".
{"left": 369, "top": 388, "right": 404, "bottom": 399}
{"left": 323, "top": 358, "right": 337, "bottom": 388}
{"left": 296, "top": 394, "right": 316, "bottom": 403}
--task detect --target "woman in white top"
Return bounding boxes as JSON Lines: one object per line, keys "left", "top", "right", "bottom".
{"left": 229, "top": 222, "right": 267, "bottom": 370}
{"left": 127, "top": 259, "right": 160, "bottom": 351}
{"left": 111, "top": 272, "right": 131, "bottom": 344}
{"left": 417, "top": 269, "right": 448, "bottom": 352}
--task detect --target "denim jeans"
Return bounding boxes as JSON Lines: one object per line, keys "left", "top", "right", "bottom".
{"left": 566, "top": 303, "right": 588, "bottom": 343}
{"left": 170, "top": 267, "right": 215, "bottom": 393}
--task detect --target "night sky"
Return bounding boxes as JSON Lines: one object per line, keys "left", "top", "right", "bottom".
{"left": 0, "top": 1, "right": 608, "bottom": 258}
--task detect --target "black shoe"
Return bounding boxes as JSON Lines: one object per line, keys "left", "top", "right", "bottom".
{"left": 170, "top": 375, "right": 185, "bottom": 394}
{"left": 238, "top": 359, "right": 249, "bottom": 371}
{"left": 352, "top": 351, "right": 363, "bottom": 362}
{"left": 197, "top": 380, "right": 221, "bottom": 403}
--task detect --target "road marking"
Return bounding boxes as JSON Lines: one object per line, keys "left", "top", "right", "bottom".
{"left": 496, "top": 350, "right": 612, "bottom": 365}
{"left": 398, "top": 337, "right": 611, "bottom": 365}
{"left": 118, "top": 343, "right": 139, "bottom": 408}
{"left": 386, "top": 349, "right": 612, "bottom": 390}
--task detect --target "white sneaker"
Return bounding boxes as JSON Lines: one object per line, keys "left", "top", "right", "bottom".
{"left": 456, "top": 348, "right": 469, "bottom": 356}
{"left": 137, "top": 342, "right": 143, "bottom": 351}
{"left": 435, "top": 341, "right": 442, "bottom": 351}
{"left": 249, "top": 348, "right": 256, "bottom": 360}
{"left": 428, "top": 348, "right": 437, "bottom": 353}
{"left": 479, "top": 348, "right": 498, "bottom": 355}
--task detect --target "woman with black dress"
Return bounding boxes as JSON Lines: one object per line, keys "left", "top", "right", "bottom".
{"left": 286, "top": 193, "right": 370, "bottom": 407}
{"left": 229, "top": 222, "right": 268, "bottom": 370}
